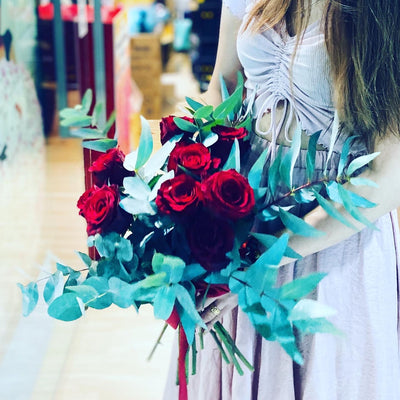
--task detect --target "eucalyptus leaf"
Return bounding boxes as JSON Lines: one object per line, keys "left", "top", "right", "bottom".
{"left": 312, "top": 189, "right": 356, "bottom": 230}
{"left": 56, "top": 262, "right": 75, "bottom": 276}
{"left": 338, "top": 135, "right": 357, "bottom": 177}
{"left": 123, "top": 176, "right": 151, "bottom": 199}
{"left": 76, "top": 251, "right": 92, "bottom": 267}
{"left": 222, "top": 139, "right": 240, "bottom": 172}
{"left": 250, "top": 233, "right": 302, "bottom": 259}
{"left": 92, "top": 102, "right": 104, "bottom": 127}
{"left": 268, "top": 146, "right": 282, "bottom": 194}
{"left": 71, "top": 128, "right": 104, "bottom": 139}
{"left": 173, "top": 117, "right": 198, "bottom": 133}
{"left": 181, "top": 263, "right": 207, "bottom": 282}
{"left": 251, "top": 233, "right": 289, "bottom": 269}
{"left": 153, "top": 285, "right": 176, "bottom": 320}
{"left": 202, "top": 132, "right": 219, "bottom": 147}
{"left": 65, "top": 285, "right": 99, "bottom": 303}
{"left": 186, "top": 96, "right": 204, "bottom": 111}
{"left": 17, "top": 282, "right": 39, "bottom": 317}
{"left": 81, "top": 89, "right": 93, "bottom": 113}
{"left": 279, "top": 273, "right": 327, "bottom": 300}
{"left": 306, "top": 130, "right": 321, "bottom": 181}
{"left": 219, "top": 73, "right": 230, "bottom": 102}
{"left": 59, "top": 107, "right": 86, "bottom": 120}
{"left": 61, "top": 115, "right": 92, "bottom": 128}
{"left": 82, "top": 139, "right": 118, "bottom": 152}
{"left": 83, "top": 277, "right": 113, "bottom": 309}
{"left": 138, "top": 272, "right": 167, "bottom": 288}
{"left": 279, "top": 125, "right": 302, "bottom": 188}
{"left": 278, "top": 207, "right": 324, "bottom": 237}
{"left": 120, "top": 197, "right": 156, "bottom": 215}
{"left": 175, "top": 284, "right": 206, "bottom": 329}
{"left": 337, "top": 184, "right": 377, "bottom": 229}
{"left": 102, "top": 111, "right": 116, "bottom": 136}
{"left": 294, "top": 318, "right": 342, "bottom": 335}
{"left": 349, "top": 177, "right": 379, "bottom": 188}
{"left": 294, "top": 188, "right": 315, "bottom": 204}
{"left": 289, "top": 299, "right": 337, "bottom": 321}
{"left": 194, "top": 105, "right": 214, "bottom": 120}
{"left": 248, "top": 147, "right": 269, "bottom": 189}
{"left": 108, "top": 277, "right": 136, "bottom": 308}
{"left": 346, "top": 152, "right": 380, "bottom": 177}
{"left": 43, "top": 271, "right": 65, "bottom": 304}
{"left": 48, "top": 293, "right": 85, "bottom": 321}
{"left": 135, "top": 116, "right": 154, "bottom": 170}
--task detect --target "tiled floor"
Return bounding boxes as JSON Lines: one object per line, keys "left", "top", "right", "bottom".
{"left": 0, "top": 52, "right": 200, "bottom": 400}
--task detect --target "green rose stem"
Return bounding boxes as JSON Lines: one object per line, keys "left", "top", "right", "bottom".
{"left": 214, "top": 323, "right": 244, "bottom": 375}
{"left": 214, "top": 321, "right": 254, "bottom": 372}
{"left": 147, "top": 322, "right": 169, "bottom": 361}
{"left": 191, "top": 339, "right": 197, "bottom": 375}
{"left": 199, "top": 328, "right": 205, "bottom": 350}
{"left": 210, "top": 329, "right": 230, "bottom": 364}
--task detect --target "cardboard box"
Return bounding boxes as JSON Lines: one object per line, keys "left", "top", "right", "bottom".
{"left": 130, "top": 33, "right": 161, "bottom": 60}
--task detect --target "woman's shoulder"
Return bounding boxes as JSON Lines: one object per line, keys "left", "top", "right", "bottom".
{"left": 222, "top": 0, "right": 255, "bottom": 19}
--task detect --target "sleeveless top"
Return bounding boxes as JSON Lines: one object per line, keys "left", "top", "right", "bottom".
{"left": 222, "top": 0, "right": 366, "bottom": 155}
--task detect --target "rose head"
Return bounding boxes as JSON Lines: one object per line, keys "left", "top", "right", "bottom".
{"left": 211, "top": 125, "right": 248, "bottom": 141}
{"left": 77, "top": 184, "right": 121, "bottom": 235}
{"left": 88, "top": 148, "right": 132, "bottom": 186}
{"left": 202, "top": 169, "right": 255, "bottom": 220}
{"left": 155, "top": 174, "right": 203, "bottom": 215}
{"left": 160, "top": 115, "right": 195, "bottom": 145}
{"left": 167, "top": 142, "right": 214, "bottom": 175}
{"left": 186, "top": 212, "right": 235, "bottom": 272}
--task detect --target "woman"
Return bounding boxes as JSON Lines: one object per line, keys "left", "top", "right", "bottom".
{"left": 164, "top": 1, "right": 400, "bottom": 399}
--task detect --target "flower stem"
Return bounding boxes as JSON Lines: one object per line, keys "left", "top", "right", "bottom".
{"left": 147, "top": 322, "right": 169, "bottom": 361}
{"left": 210, "top": 329, "right": 230, "bottom": 364}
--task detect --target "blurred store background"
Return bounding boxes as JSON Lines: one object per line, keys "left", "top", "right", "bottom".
{"left": 0, "top": 0, "right": 221, "bottom": 399}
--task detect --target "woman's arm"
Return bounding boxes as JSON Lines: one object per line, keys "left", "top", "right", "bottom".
{"left": 198, "top": 5, "right": 244, "bottom": 107}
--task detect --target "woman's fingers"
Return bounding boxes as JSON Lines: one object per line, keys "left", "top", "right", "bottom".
{"left": 200, "top": 293, "right": 237, "bottom": 326}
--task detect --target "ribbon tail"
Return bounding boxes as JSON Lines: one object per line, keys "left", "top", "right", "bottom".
{"left": 178, "top": 325, "right": 189, "bottom": 400}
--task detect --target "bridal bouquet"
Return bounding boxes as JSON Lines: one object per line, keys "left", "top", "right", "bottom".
{"left": 18, "top": 75, "right": 378, "bottom": 399}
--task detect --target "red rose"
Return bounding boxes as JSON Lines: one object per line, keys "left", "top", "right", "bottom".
{"left": 186, "top": 212, "right": 235, "bottom": 272}
{"left": 88, "top": 148, "right": 133, "bottom": 186}
{"left": 167, "top": 142, "right": 214, "bottom": 175}
{"left": 195, "top": 281, "right": 230, "bottom": 298}
{"left": 160, "top": 115, "right": 195, "bottom": 145}
{"left": 211, "top": 125, "right": 248, "bottom": 141}
{"left": 155, "top": 174, "right": 203, "bottom": 215}
{"left": 202, "top": 169, "right": 255, "bottom": 220}
{"left": 77, "top": 184, "right": 124, "bottom": 235}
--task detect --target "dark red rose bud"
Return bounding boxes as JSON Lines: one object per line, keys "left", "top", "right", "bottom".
{"left": 88, "top": 148, "right": 133, "bottom": 186}
{"left": 160, "top": 115, "right": 195, "bottom": 145}
{"left": 77, "top": 184, "right": 125, "bottom": 235}
{"left": 167, "top": 142, "right": 213, "bottom": 175}
{"left": 202, "top": 169, "right": 255, "bottom": 220}
{"left": 186, "top": 212, "right": 235, "bottom": 272}
{"left": 211, "top": 125, "right": 248, "bottom": 141}
{"left": 155, "top": 174, "right": 203, "bottom": 215}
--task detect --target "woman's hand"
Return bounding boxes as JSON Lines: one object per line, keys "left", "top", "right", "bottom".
{"left": 198, "top": 292, "right": 238, "bottom": 329}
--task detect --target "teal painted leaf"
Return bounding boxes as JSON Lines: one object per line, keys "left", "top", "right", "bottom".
{"left": 139, "top": 272, "right": 167, "bottom": 288}
{"left": 194, "top": 105, "right": 214, "bottom": 120}
{"left": 43, "top": 271, "right": 65, "bottom": 304}
{"left": 186, "top": 96, "right": 204, "bottom": 111}
{"left": 48, "top": 293, "right": 85, "bottom": 321}
{"left": 153, "top": 285, "right": 176, "bottom": 320}
{"left": 61, "top": 115, "right": 92, "bottom": 128}
{"left": 294, "top": 188, "right": 315, "bottom": 204}
{"left": 65, "top": 285, "right": 99, "bottom": 303}
{"left": 59, "top": 107, "right": 86, "bottom": 120}
{"left": 252, "top": 233, "right": 289, "bottom": 268}
{"left": 83, "top": 277, "right": 113, "bottom": 310}
{"left": 173, "top": 117, "right": 198, "bottom": 133}
{"left": 294, "top": 317, "right": 342, "bottom": 335}
{"left": 123, "top": 176, "right": 151, "bottom": 199}
{"left": 76, "top": 251, "right": 92, "bottom": 267}
{"left": 337, "top": 184, "right": 377, "bottom": 229}
{"left": 245, "top": 264, "right": 278, "bottom": 296}
{"left": 202, "top": 132, "right": 219, "bottom": 147}
{"left": 102, "top": 111, "right": 116, "bottom": 136}
{"left": 56, "top": 262, "right": 75, "bottom": 276}
{"left": 17, "top": 282, "right": 39, "bottom": 317}
{"left": 306, "top": 131, "right": 321, "bottom": 181}
{"left": 108, "top": 277, "right": 136, "bottom": 308}
{"left": 289, "top": 299, "right": 337, "bottom": 321}
{"left": 338, "top": 135, "right": 357, "bottom": 177}
{"left": 140, "top": 135, "right": 182, "bottom": 183}
{"left": 248, "top": 147, "right": 269, "bottom": 189}
{"left": 278, "top": 207, "right": 324, "bottom": 237}
{"left": 91, "top": 102, "right": 104, "bottom": 127}
{"left": 346, "top": 152, "right": 380, "bottom": 177}
{"left": 81, "top": 89, "right": 93, "bottom": 113}
{"left": 71, "top": 128, "right": 104, "bottom": 139}
{"left": 82, "top": 139, "right": 118, "bottom": 152}
{"left": 222, "top": 139, "right": 240, "bottom": 172}
{"left": 268, "top": 146, "right": 282, "bottom": 194}
{"left": 312, "top": 189, "right": 356, "bottom": 229}
{"left": 175, "top": 284, "right": 206, "bottom": 328}
{"left": 181, "top": 263, "right": 207, "bottom": 281}
{"left": 152, "top": 253, "right": 186, "bottom": 284}
{"left": 259, "top": 206, "right": 279, "bottom": 222}
{"left": 280, "top": 273, "right": 327, "bottom": 300}
{"left": 120, "top": 197, "right": 156, "bottom": 215}
{"left": 279, "top": 125, "right": 302, "bottom": 188}
{"left": 219, "top": 73, "right": 230, "bottom": 102}
{"left": 349, "top": 177, "right": 378, "bottom": 188}
{"left": 251, "top": 233, "right": 302, "bottom": 259}
{"left": 135, "top": 116, "right": 154, "bottom": 170}
{"left": 279, "top": 338, "right": 304, "bottom": 365}
{"left": 177, "top": 303, "right": 196, "bottom": 346}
